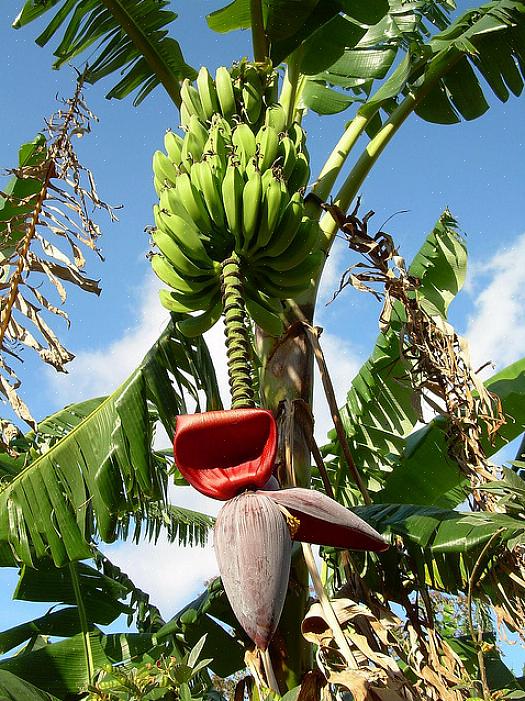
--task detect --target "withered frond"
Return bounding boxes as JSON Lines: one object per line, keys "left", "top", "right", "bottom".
{"left": 323, "top": 200, "right": 504, "bottom": 505}
{"left": 0, "top": 77, "right": 116, "bottom": 428}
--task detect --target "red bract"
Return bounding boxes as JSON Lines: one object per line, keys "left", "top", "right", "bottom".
{"left": 173, "top": 409, "right": 277, "bottom": 500}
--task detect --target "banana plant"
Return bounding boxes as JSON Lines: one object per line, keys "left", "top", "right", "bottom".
{"left": 3, "top": 0, "right": 525, "bottom": 699}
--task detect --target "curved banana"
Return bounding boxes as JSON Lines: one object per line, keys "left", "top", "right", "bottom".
{"left": 198, "top": 159, "right": 226, "bottom": 229}
{"left": 256, "top": 218, "right": 320, "bottom": 272}
{"left": 264, "top": 104, "right": 288, "bottom": 134}
{"left": 152, "top": 231, "right": 217, "bottom": 281}
{"left": 216, "top": 66, "right": 237, "bottom": 121}
{"left": 153, "top": 150, "right": 179, "bottom": 187}
{"left": 180, "top": 78, "right": 206, "bottom": 123}
{"left": 159, "top": 287, "right": 220, "bottom": 313}
{"left": 287, "top": 151, "right": 310, "bottom": 193}
{"left": 154, "top": 205, "right": 212, "bottom": 267}
{"left": 196, "top": 66, "right": 219, "bottom": 120}
{"left": 177, "top": 299, "right": 223, "bottom": 337}
{"left": 245, "top": 298, "right": 283, "bottom": 337}
{"left": 241, "top": 66, "right": 263, "bottom": 125}
{"left": 255, "top": 125, "right": 280, "bottom": 172}
{"left": 221, "top": 162, "right": 245, "bottom": 250}
{"left": 181, "top": 115, "right": 209, "bottom": 169}
{"left": 232, "top": 123, "right": 257, "bottom": 169}
{"left": 255, "top": 175, "right": 285, "bottom": 250}
{"left": 260, "top": 251, "right": 323, "bottom": 289}
{"left": 258, "top": 191, "right": 303, "bottom": 258}
{"left": 151, "top": 253, "right": 217, "bottom": 295}
{"left": 174, "top": 172, "right": 213, "bottom": 233}
{"left": 164, "top": 131, "right": 184, "bottom": 167}
{"left": 277, "top": 136, "right": 297, "bottom": 182}
{"left": 241, "top": 169, "right": 262, "bottom": 253}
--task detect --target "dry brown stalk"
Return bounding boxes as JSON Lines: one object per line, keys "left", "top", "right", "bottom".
{"left": 0, "top": 76, "right": 115, "bottom": 427}
{"left": 315, "top": 198, "right": 504, "bottom": 505}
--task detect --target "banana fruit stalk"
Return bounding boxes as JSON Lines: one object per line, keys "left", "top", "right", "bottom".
{"left": 214, "top": 487, "right": 388, "bottom": 650}
{"left": 151, "top": 61, "right": 320, "bottom": 338}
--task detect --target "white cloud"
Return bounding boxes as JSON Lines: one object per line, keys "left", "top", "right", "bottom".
{"left": 47, "top": 275, "right": 170, "bottom": 404}
{"left": 312, "top": 331, "right": 360, "bottom": 441}
{"left": 465, "top": 233, "right": 525, "bottom": 374}
{"left": 103, "top": 488, "right": 220, "bottom": 617}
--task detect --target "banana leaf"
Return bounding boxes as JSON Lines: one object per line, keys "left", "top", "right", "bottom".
{"left": 380, "top": 356, "right": 525, "bottom": 507}
{"left": 0, "top": 671, "right": 61, "bottom": 701}
{"left": 0, "top": 315, "right": 221, "bottom": 567}
{"left": 319, "top": 211, "right": 467, "bottom": 502}
{"left": 13, "top": 0, "right": 195, "bottom": 105}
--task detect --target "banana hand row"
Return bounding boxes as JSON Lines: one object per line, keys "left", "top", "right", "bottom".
{"left": 150, "top": 63, "right": 321, "bottom": 337}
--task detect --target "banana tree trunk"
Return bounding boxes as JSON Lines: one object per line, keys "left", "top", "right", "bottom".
{"left": 257, "top": 302, "right": 315, "bottom": 690}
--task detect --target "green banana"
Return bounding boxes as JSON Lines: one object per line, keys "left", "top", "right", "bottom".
{"left": 154, "top": 205, "right": 212, "bottom": 267}
{"left": 241, "top": 66, "right": 263, "bottom": 125}
{"left": 262, "top": 251, "right": 323, "bottom": 288}
{"left": 244, "top": 279, "right": 283, "bottom": 311}
{"left": 158, "top": 188, "right": 193, "bottom": 225}
{"left": 232, "top": 123, "right": 257, "bottom": 169}
{"left": 241, "top": 169, "right": 262, "bottom": 253}
{"left": 252, "top": 251, "right": 322, "bottom": 299}
{"left": 254, "top": 175, "right": 285, "bottom": 250}
{"left": 204, "top": 123, "right": 228, "bottom": 164}
{"left": 255, "top": 218, "right": 320, "bottom": 272}
{"left": 255, "top": 125, "right": 280, "bottom": 172}
{"left": 151, "top": 253, "right": 218, "bottom": 296}
{"left": 209, "top": 113, "right": 232, "bottom": 141}
{"left": 245, "top": 298, "right": 283, "bottom": 337}
{"left": 174, "top": 172, "right": 213, "bottom": 233}
{"left": 154, "top": 176, "right": 165, "bottom": 196}
{"left": 177, "top": 299, "right": 223, "bottom": 337}
{"left": 153, "top": 150, "right": 179, "bottom": 187}
{"left": 181, "top": 115, "right": 209, "bottom": 169}
{"left": 287, "top": 122, "right": 306, "bottom": 151}
{"left": 251, "top": 272, "right": 314, "bottom": 300}
{"left": 287, "top": 151, "right": 310, "bottom": 192}
{"left": 159, "top": 287, "right": 220, "bottom": 313}
{"left": 180, "top": 103, "right": 193, "bottom": 130}
{"left": 196, "top": 66, "right": 220, "bottom": 120}
{"left": 164, "top": 131, "right": 184, "bottom": 166}
{"left": 221, "top": 162, "right": 245, "bottom": 250}
{"left": 259, "top": 191, "right": 303, "bottom": 258}
{"left": 180, "top": 78, "right": 206, "bottom": 122}
{"left": 277, "top": 136, "right": 298, "bottom": 181}
{"left": 216, "top": 66, "right": 237, "bottom": 121}
{"left": 198, "top": 159, "right": 226, "bottom": 229}
{"left": 152, "top": 230, "right": 217, "bottom": 281}
{"left": 264, "top": 104, "right": 288, "bottom": 134}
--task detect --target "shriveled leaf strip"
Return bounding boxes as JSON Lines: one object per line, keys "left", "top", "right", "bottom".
{"left": 0, "top": 316, "right": 218, "bottom": 567}
{"left": 0, "top": 78, "right": 114, "bottom": 426}
{"left": 323, "top": 204, "right": 504, "bottom": 503}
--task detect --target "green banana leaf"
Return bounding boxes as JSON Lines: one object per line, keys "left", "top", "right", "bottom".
{"left": 0, "top": 315, "right": 221, "bottom": 567}
{"left": 379, "top": 356, "right": 525, "bottom": 507}
{"left": 0, "top": 631, "right": 164, "bottom": 699}
{"left": 349, "top": 502, "right": 525, "bottom": 598}
{"left": 302, "top": 0, "right": 525, "bottom": 123}
{"left": 447, "top": 635, "right": 525, "bottom": 693}
{"left": 12, "top": 0, "right": 195, "bottom": 105}
{"left": 0, "top": 135, "right": 47, "bottom": 246}
{"left": 207, "top": 0, "right": 445, "bottom": 69}
{"left": 156, "top": 577, "right": 245, "bottom": 679}
{"left": 0, "top": 671, "right": 61, "bottom": 701}
{"left": 319, "top": 211, "right": 467, "bottom": 502}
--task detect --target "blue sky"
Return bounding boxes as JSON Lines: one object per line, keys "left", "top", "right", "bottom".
{"left": 1, "top": 0, "right": 525, "bottom": 676}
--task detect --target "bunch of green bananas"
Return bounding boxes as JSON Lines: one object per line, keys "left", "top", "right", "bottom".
{"left": 150, "top": 63, "right": 322, "bottom": 338}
